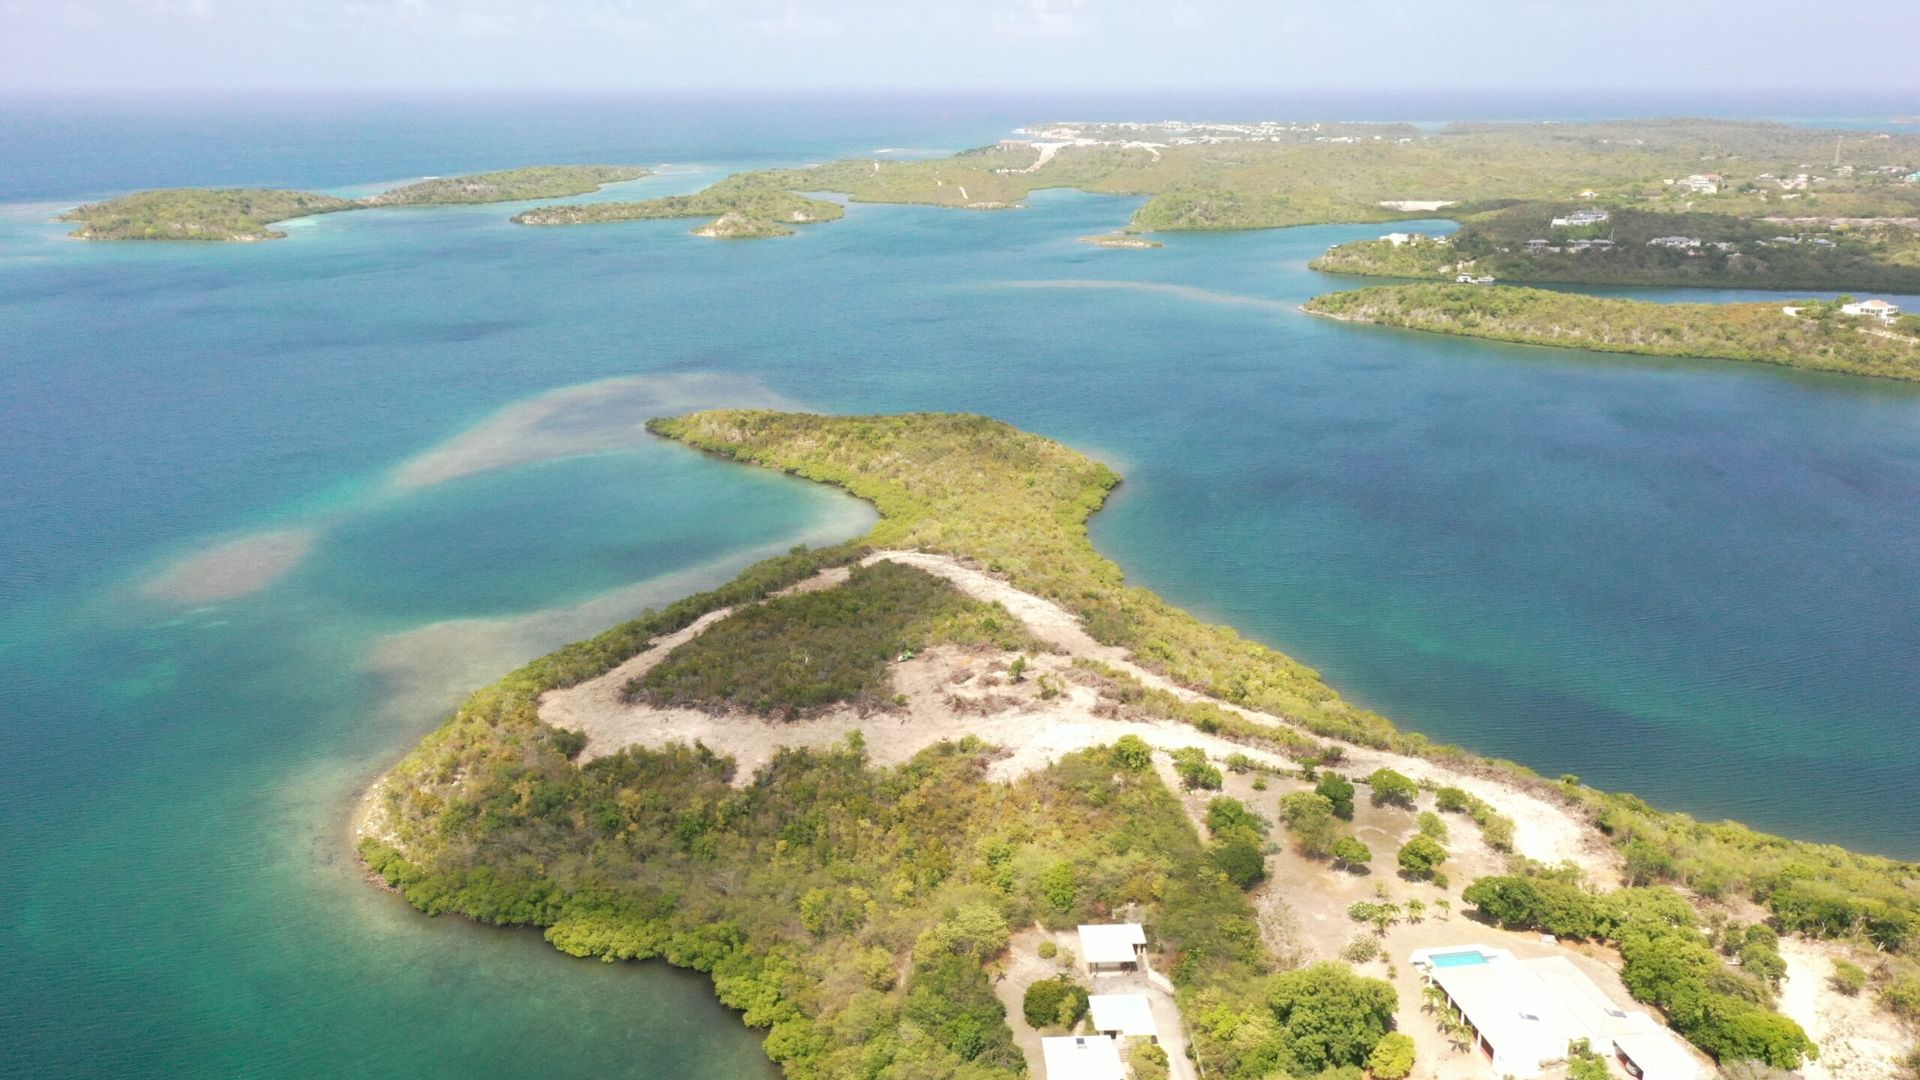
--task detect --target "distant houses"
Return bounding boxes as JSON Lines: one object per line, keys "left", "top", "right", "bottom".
{"left": 1549, "top": 209, "right": 1610, "bottom": 228}
{"left": 1454, "top": 273, "right": 1497, "bottom": 285}
{"left": 1674, "top": 173, "right": 1721, "bottom": 195}
{"left": 1077, "top": 923, "right": 1146, "bottom": 976}
{"left": 1647, "top": 236, "right": 1702, "bottom": 250}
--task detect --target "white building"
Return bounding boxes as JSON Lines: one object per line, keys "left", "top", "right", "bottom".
{"left": 1412, "top": 946, "right": 1701, "bottom": 1080}
{"left": 1841, "top": 298, "right": 1902, "bottom": 323}
{"left": 1041, "top": 1035, "right": 1126, "bottom": 1080}
{"left": 1647, "top": 236, "right": 1702, "bottom": 249}
{"left": 1088, "top": 993, "right": 1159, "bottom": 1042}
{"left": 1550, "top": 209, "right": 1610, "bottom": 228}
{"left": 1078, "top": 923, "right": 1147, "bottom": 975}
{"left": 1383, "top": 232, "right": 1415, "bottom": 246}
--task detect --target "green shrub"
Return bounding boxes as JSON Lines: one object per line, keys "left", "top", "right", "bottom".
{"left": 1367, "top": 769, "right": 1418, "bottom": 808}
{"left": 1397, "top": 836, "right": 1447, "bottom": 880}
{"left": 1331, "top": 836, "right": 1373, "bottom": 870}
{"left": 1316, "top": 773, "right": 1356, "bottom": 820}
{"left": 1213, "top": 837, "right": 1268, "bottom": 890}
{"left": 1367, "top": 1032, "right": 1415, "bottom": 1080}
{"left": 1829, "top": 959, "right": 1868, "bottom": 996}
{"left": 1267, "top": 962, "right": 1398, "bottom": 1074}
{"left": 1022, "top": 976, "right": 1088, "bottom": 1029}
{"left": 1172, "top": 747, "right": 1223, "bottom": 790}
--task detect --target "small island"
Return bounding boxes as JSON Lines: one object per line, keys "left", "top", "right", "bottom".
{"left": 362, "top": 410, "right": 1920, "bottom": 1080}
{"left": 1304, "top": 283, "right": 1920, "bottom": 381}
{"left": 511, "top": 174, "right": 844, "bottom": 237}
{"left": 59, "top": 189, "right": 359, "bottom": 241}
{"left": 1077, "top": 232, "right": 1162, "bottom": 249}
{"left": 356, "top": 164, "right": 650, "bottom": 206}
{"left": 60, "top": 164, "right": 651, "bottom": 241}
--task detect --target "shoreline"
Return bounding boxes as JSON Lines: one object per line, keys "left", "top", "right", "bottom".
{"left": 361, "top": 411, "right": 1919, "bottom": 1080}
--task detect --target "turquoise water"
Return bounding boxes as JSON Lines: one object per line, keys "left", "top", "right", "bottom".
{"left": 4, "top": 97, "right": 1920, "bottom": 1077}
{"left": 1430, "top": 950, "right": 1494, "bottom": 969}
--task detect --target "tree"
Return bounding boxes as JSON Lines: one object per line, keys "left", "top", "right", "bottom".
{"left": 1367, "top": 1032, "right": 1416, "bottom": 1080}
{"left": 1281, "top": 792, "right": 1340, "bottom": 859}
{"left": 1398, "top": 835, "right": 1447, "bottom": 880}
{"left": 1316, "top": 773, "right": 1356, "bottom": 820}
{"left": 1331, "top": 836, "right": 1373, "bottom": 870}
{"left": 1041, "top": 862, "right": 1078, "bottom": 913}
{"left": 1111, "top": 735, "right": 1152, "bottom": 771}
{"left": 1415, "top": 812, "right": 1449, "bottom": 842}
{"left": 1172, "top": 747, "right": 1222, "bottom": 790}
{"left": 1368, "top": 769, "right": 1418, "bottom": 808}
{"left": 1213, "top": 837, "right": 1267, "bottom": 890}
{"left": 1266, "top": 962, "right": 1398, "bottom": 1074}
{"left": 1022, "top": 976, "right": 1088, "bottom": 1029}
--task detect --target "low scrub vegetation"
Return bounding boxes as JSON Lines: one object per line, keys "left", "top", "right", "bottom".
{"left": 629, "top": 560, "right": 1038, "bottom": 717}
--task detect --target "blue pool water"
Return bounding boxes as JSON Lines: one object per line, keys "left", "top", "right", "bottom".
{"left": 1430, "top": 950, "right": 1495, "bottom": 969}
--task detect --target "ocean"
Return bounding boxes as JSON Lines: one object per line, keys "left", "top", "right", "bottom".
{"left": 2, "top": 93, "right": 1917, "bottom": 1078}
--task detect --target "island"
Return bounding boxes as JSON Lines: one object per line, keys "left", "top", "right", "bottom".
{"left": 363, "top": 411, "right": 1920, "bottom": 1080}
{"left": 59, "top": 164, "right": 651, "bottom": 241}
{"left": 510, "top": 174, "right": 844, "bottom": 236}
{"left": 355, "top": 164, "right": 650, "bottom": 206}
{"left": 58, "top": 188, "right": 359, "bottom": 241}
{"left": 1304, "top": 284, "right": 1920, "bottom": 381}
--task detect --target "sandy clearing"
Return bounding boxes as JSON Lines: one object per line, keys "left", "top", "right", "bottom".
{"left": 1781, "top": 936, "right": 1912, "bottom": 1080}
{"left": 538, "top": 549, "right": 1609, "bottom": 879}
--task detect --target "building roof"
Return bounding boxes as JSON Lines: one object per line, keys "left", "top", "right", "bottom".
{"left": 1612, "top": 1029, "right": 1704, "bottom": 1080}
{"left": 1851, "top": 299, "right": 1899, "bottom": 311}
{"left": 1428, "top": 959, "right": 1578, "bottom": 1067}
{"left": 1522, "top": 955, "right": 1646, "bottom": 1041}
{"left": 1417, "top": 946, "right": 1702, "bottom": 1079}
{"left": 1077, "top": 924, "right": 1146, "bottom": 965}
{"left": 1087, "top": 994, "right": 1157, "bottom": 1038}
{"left": 1040, "top": 1035, "right": 1126, "bottom": 1080}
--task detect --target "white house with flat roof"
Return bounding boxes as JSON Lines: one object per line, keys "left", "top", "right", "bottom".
{"left": 1077, "top": 923, "right": 1146, "bottom": 976}
{"left": 1041, "top": 1034, "right": 1126, "bottom": 1080}
{"left": 1411, "top": 946, "right": 1700, "bottom": 1080}
{"left": 1842, "top": 298, "right": 1902, "bottom": 323}
{"left": 1088, "top": 993, "right": 1158, "bottom": 1042}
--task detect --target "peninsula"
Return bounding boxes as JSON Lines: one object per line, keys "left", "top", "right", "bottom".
{"left": 363, "top": 411, "right": 1920, "bottom": 1080}
{"left": 1310, "top": 203, "right": 1920, "bottom": 294}
{"left": 59, "top": 164, "right": 650, "bottom": 241}
{"left": 1304, "top": 284, "right": 1920, "bottom": 382}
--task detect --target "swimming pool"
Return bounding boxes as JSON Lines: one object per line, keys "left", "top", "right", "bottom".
{"left": 1429, "top": 950, "right": 1493, "bottom": 968}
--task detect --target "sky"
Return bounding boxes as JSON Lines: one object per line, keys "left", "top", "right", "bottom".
{"left": 1, "top": 0, "right": 1917, "bottom": 97}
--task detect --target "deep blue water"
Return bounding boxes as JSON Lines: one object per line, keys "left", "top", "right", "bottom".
{"left": 3, "top": 95, "right": 1918, "bottom": 1078}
